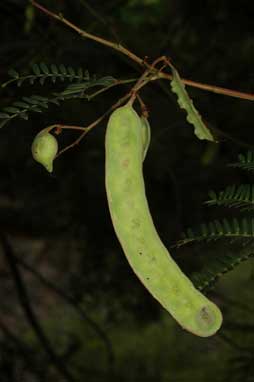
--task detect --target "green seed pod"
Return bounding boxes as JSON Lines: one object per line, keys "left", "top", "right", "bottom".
{"left": 105, "top": 104, "right": 222, "bottom": 337}
{"left": 31, "top": 130, "right": 58, "bottom": 173}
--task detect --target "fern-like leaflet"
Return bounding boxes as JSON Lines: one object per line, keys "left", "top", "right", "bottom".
{"left": 191, "top": 250, "right": 254, "bottom": 292}
{"left": 2, "top": 63, "right": 91, "bottom": 88}
{"left": 206, "top": 184, "right": 254, "bottom": 211}
{"left": 228, "top": 150, "right": 254, "bottom": 172}
{"left": 176, "top": 217, "right": 254, "bottom": 292}
{"left": 175, "top": 150, "right": 254, "bottom": 294}
{"left": 0, "top": 75, "right": 116, "bottom": 128}
{"left": 175, "top": 217, "right": 254, "bottom": 247}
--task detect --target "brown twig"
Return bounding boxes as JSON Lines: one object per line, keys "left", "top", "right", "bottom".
{"left": 0, "top": 319, "right": 48, "bottom": 379}
{"left": 56, "top": 68, "right": 162, "bottom": 156}
{"left": 47, "top": 124, "right": 87, "bottom": 136}
{"left": 0, "top": 232, "right": 77, "bottom": 382}
{"left": 136, "top": 94, "right": 149, "bottom": 118}
{"left": 128, "top": 70, "right": 155, "bottom": 105}
{"left": 15, "top": 254, "right": 115, "bottom": 369}
{"left": 31, "top": 0, "right": 254, "bottom": 102}
{"left": 56, "top": 92, "right": 131, "bottom": 157}
{"left": 31, "top": 0, "right": 143, "bottom": 67}
{"left": 218, "top": 332, "right": 250, "bottom": 354}
{"left": 85, "top": 78, "right": 137, "bottom": 101}
{"left": 77, "top": 0, "right": 121, "bottom": 43}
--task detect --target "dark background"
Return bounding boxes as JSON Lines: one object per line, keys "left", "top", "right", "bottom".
{"left": 0, "top": 0, "right": 254, "bottom": 381}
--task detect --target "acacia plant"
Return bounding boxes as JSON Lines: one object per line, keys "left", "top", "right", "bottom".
{"left": 1, "top": 0, "right": 254, "bottom": 342}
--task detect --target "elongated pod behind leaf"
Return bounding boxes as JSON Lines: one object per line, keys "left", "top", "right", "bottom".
{"left": 31, "top": 129, "right": 58, "bottom": 173}
{"left": 105, "top": 104, "right": 222, "bottom": 337}
{"left": 140, "top": 116, "right": 151, "bottom": 160}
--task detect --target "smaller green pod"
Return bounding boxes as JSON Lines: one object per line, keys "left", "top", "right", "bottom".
{"left": 31, "top": 130, "right": 58, "bottom": 173}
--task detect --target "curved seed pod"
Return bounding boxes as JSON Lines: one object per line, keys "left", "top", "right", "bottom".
{"left": 105, "top": 104, "right": 222, "bottom": 337}
{"left": 140, "top": 116, "right": 151, "bottom": 161}
{"left": 31, "top": 130, "right": 58, "bottom": 173}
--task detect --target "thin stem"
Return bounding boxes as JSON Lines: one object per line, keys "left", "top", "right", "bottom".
{"left": 86, "top": 78, "right": 137, "bottom": 101}
{"left": 0, "top": 319, "right": 33, "bottom": 354}
{"left": 0, "top": 232, "right": 77, "bottom": 382}
{"left": 77, "top": 0, "right": 121, "bottom": 43}
{"left": 218, "top": 332, "right": 250, "bottom": 354}
{"left": 15, "top": 254, "right": 115, "bottom": 368}
{"left": 169, "top": 75, "right": 254, "bottom": 101}
{"left": 48, "top": 124, "right": 87, "bottom": 133}
{"left": 136, "top": 94, "right": 148, "bottom": 118}
{"left": 128, "top": 67, "right": 158, "bottom": 105}
{"left": 211, "top": 125, "right": 254, "bottom": 149}
{"left": 31, "top": 1, "right": 144, "bottom": 66}
{"left": 31, "top": 0, "right": 254, "bottom": 102}
{"left": 0, "top": 320, "right": 46, "bottom": 381}
{"left": 56, "top": 92, "right": 130, "bottom": 157}
{"left": 56, "top": 71, "right": 160, "bottom": 155}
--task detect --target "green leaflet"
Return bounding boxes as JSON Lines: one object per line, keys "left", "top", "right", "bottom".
{"left": 174, "top": 149, "right": 254, "bottom": 292}
{"left": 175, "top": 217, "right": 254, "bottom": 247}
{"left": 0, "top": 72, "right": 116, "bottom": 128}
{"left": 192, "top": 250, "right": 254, "bottom": 293}
{"left": 170, "top": 67, "right": 216, "bottom": 142}
{"left": 229, "top": 150, "right": 254, "bottom": 172}
{"left": 105, "top": 104, "right": 222, "bottom": 337}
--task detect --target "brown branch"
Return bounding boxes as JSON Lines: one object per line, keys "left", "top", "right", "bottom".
{"left": 175, "top": 76, "right": 254, "bottom": 101}
{"left": 0, "top": 320, "right": 47, "bottom": 379}
{"left": 77, "top": 0, "right": 121, "bottom": 43}
{"left": 54, "top": 70, "right": 161, "bottom": 156}
{"left": 218, "top": 332, "right": 250, "bottom": 354}
{"left": 56, "top": 92, "right": 131, "bottom": 157}
{"left": 15, "top": 255, "right": 115, "bottom": 369}
{"left": 31, "top": 0, "right": 143, "bottom": 66}
{"left": 0, "top": 232, "right": 77, "bottom": 382}
{"left": 31, "top": 0, "right": 254, "bottom": 102}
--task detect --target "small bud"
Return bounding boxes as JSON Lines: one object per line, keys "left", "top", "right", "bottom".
{"left": 31, "top": 130, "right": 58, "bottom": 172}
